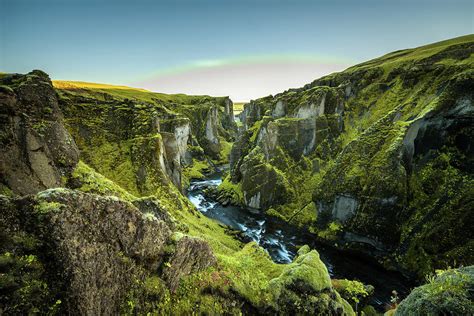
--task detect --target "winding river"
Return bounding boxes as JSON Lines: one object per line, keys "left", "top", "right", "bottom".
{"left": 187, "top": 170, "right": 412, "bottom": 310}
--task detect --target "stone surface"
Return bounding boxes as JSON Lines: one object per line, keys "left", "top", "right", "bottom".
{"left": 162, "top": 236, "right": 217, "bottom": 292}
{"left": 0, "top": 70, "right": 80, "bottom": 195}
{"left": 332, "top": 194, "right": 358, "bottom": 222}
{"left": 1, "top": 189, "right": 172, "bottom": 315}
{"left": 268, "top": 248, "right": 354, "bottom": 315}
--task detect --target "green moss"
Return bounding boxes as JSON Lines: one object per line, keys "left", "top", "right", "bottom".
{"left": 399, "top": 149, "right": 474, "bottom": 278}
{"left": 269, "top": 249, "right": 332, "bottom": 296}
{"left": 215, "top": 242, "right": 353, "bottom": 314}
{"left": 0, "top": 244, "right": 59, "bottom": 314}
{"left": 33, "top": 201, "right": 64, "bottom": 215}
{"left": 249, "top": 119, "right": 263, "bottom": 143}
{"left": 218, "top": 242, "right": 284, "bottom": 307}
{"left": 332, "top": 279, "right": 370, "bottom": 305}
{"left": 0, "top": 184, "right": 14, "bottom": 197}
{"left": 395, "top": 266, "right": 474, "bottom": 315}
{"left": 317, "top": 221, "right": 343, "bottom": 240}
{"left": 75, "top": 137, "right": 140, "bottom": 195}
{"left": 212, "top": 136, "right": 233, "bottom": 165}
{"left": 182, "top": 158, "right": 210, "bottom": 187}
{"left": 266, "top": 207, "right": 288, "bottom": 222}
{"left": 71, "top": 161, "right": 137, "bottom": 201}
{"left": 143, "top": 276, "right": 167, "bottom": 298}
{"left": 217, "top": 175, "right": 244, "bottom": 205}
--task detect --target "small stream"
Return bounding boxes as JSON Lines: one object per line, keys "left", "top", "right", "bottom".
{"left": 187, "top": 171, "right": 412, "bottom": 310}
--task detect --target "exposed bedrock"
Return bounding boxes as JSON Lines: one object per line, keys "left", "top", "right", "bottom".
{"left": 0, "top": 189, "right": 172, "bottom": 315}
{"left": 0, "top": 70, "right": 80, "bottom": 195}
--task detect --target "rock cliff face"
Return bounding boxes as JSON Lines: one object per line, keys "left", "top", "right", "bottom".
{"left": 1, "top": 189, "right": 171, "bottom": 315}
{"left": 55, "top": 82, "right": 236, "bottom": 192}
{"left": 224, "top": 35, "right": 474, "bottom": 278}
{"left": 173, "top": 96, "right": 237, "bottom": 159}
{"left": 0, "top": 70, "right": 79, "bottom": 196}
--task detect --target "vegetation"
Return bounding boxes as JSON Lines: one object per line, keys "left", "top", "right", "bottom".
{"left": 0, "top": 35, "right": 472, "bottom": 314}
{"left": 223, "top": 34, "right": 474, "bottom": 280}
{"left": 395, "top": 267, "right": 474, "bottom": 315}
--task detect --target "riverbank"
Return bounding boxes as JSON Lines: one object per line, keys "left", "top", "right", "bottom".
{"left": 186, "top": 169, "right": 414, "bottom": 311}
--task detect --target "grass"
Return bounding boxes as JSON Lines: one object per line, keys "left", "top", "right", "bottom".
{"left": 71, "top": 161, "right": 137, "bottom": 201}
{"left": 345, "top": 34, "right": 474, "bottom": 75}
{"left": 53, "top": 80, "right": 211, "bottom": 105}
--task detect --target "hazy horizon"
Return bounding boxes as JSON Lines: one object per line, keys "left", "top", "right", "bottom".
{"left": 1, "top": 0, "right": 473, "bottom": 101}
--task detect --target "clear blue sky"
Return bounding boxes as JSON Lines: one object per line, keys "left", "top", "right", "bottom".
{"left": 1, "top": 0, "right": 473, "bottom": 101}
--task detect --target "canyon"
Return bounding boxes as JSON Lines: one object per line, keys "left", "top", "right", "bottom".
{"left": 0, "top": 35, "right": 473, "bottom": 315}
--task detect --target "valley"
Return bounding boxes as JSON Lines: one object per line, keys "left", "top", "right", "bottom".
{"left": 0, "top": 35, "right": 473, "bottom": 315}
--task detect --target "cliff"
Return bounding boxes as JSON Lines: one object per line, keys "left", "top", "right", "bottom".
{"left": 54, "top": 80, "right": 237, "bottom": 190}
{"left": 222, "top": 35, "right": 474, "bottom": 279}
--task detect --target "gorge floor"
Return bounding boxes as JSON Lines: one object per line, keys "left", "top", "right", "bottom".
{"left": 186, "top": 170, "right": 414, "bottom": 311}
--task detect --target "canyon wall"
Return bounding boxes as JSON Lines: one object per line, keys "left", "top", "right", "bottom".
{"left": 223, "top": 35, "right": 474, "bottom": 278}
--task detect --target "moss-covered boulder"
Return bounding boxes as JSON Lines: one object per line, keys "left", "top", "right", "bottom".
{"left": 269, "top": 248, "right": 332, "bottom": 294}
{"left": 162, "top": 236, "right": 217, "bottom": 292}
{"left": 395, "top": 266, "right": 474, "bottom": 315}
{"left": 0, "top": 189, "right": 172, "bottom": 315}
{"left": 268, "top": 246, "right": 354, "bottom": 315}
{"left": 218, "top": 242, "right": 354, "bottom": 315}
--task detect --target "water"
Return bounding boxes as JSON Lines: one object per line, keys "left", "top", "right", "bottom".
{"left": 187, "top": 173, "right": 413, "bottom": 310}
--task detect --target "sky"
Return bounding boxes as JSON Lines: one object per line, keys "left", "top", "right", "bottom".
{"left": 1, "top": 0, "right": 473, "bottom": 102}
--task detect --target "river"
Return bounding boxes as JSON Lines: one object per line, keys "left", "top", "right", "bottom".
{"left": 187, "top": 171, "right": 412, "bottom": 310}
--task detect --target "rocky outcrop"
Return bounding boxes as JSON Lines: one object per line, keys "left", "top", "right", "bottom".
{"left": 241, "top": 100, "right": 264, "bottom": 130}
{"left": 227, "top": 85, "right": 346, "bottom": 211}
{"left": 175, "top": 97, "right": 237, "bottom": 160}
{"left": 160, "top": 117, "right": 193, "bottom": 166}
{"left": 220, "top": 96, "right": 236, "bottom": 131}
{"left": 0, "top": 70, "right": 79, "bottom": 195}
{"left": 57, "top": 92, "right": 187, "bottom": 192}
{"left": 0, "top": 189, "right": 172, "bottom": 315}
{"left": 239, "top": 147, "right": 293, "bottom": 209}
{"left": 268, "top": 245, "right": 354, "bottom": 315}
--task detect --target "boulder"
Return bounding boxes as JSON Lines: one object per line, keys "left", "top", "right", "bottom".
{"left": 395, "top": 266, "right": 474, "bottom": 315}
{"left": 268, "top": 247, "right": 354, "bottom": 315}
{"left": 0, "top": 189, "right": 172, "bottom": 315}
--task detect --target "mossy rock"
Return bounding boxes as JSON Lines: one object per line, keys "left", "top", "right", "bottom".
{"left": 395, "top": 266, "right": 474, "bottom": 315}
